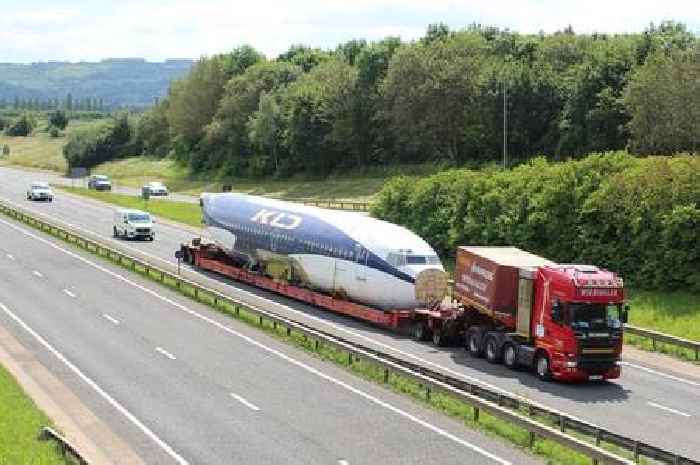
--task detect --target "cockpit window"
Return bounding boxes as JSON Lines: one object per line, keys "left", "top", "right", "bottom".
{"left": 388, "top": 252, "right": 441, "bottom": 267}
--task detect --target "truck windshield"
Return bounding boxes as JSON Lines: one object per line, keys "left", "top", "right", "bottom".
{"left": 128, "top": 213, "right": 151, "bottom": 222}
{"left": 568, "top": 303, "right": 622, "bottom": 330}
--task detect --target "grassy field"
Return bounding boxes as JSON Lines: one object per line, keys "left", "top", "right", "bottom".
{"left": 0, "top": 120, "right": 90, "bottom": 173}
{"left": 59, "top": 186, "right": 203, "bottom": 228}
{"left": 0, "top": 364, "right": 71, "bottom": 464}
{"left": 94, "top": 157, "right": 395, "bottom": 201}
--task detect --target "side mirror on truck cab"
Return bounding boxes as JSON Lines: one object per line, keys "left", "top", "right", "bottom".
{"left": 622, "top": 305, "right": 629, "bottom": 324}
{"left": 551, "top": 300, "right": 563, "bottom": 323}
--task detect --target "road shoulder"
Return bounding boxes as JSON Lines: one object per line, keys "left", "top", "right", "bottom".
{"left": 0, "top": 323, "right": 145, "bottom": 465}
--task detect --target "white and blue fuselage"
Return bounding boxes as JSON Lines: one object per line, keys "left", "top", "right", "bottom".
{"left": 200, "top": 193, "right": 446, "bottom": 309}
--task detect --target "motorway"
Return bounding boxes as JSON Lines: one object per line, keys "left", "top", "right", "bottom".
{"left": 0, "top": 205, "right": 537, "bottom": 464}
{"left": 1, "top": 166, "right": 699, "bottom": 460}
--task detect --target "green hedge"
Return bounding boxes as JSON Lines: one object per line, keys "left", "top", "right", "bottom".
{"left": 371, "top": 152, "right": 700, "bottom": 291}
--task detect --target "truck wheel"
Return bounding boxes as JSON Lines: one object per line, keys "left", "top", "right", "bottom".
{"left": 113, "top": 226, "right": 118, "bottom": 238}
{"left": 503, "top": 343, "right": 518, "bottom": 369}
{"left": 412, "top": 322, "right": 431, "bottom": 342}
{"left": 535, "top": 352, "right": 552, "bottom": 381}
{"left": 485, "top": 335, "right": 502, "bottom": 364}
{"left": 466, "top": 328, "right": 484, "bottom": 357}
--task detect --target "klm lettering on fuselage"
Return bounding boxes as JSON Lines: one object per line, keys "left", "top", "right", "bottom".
{"left": 250, "top": 209, "right": 302, "bottom": 230}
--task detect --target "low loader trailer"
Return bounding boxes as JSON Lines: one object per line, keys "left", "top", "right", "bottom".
{"left": 179, "top": 241, "right": 628, "bottom": 382}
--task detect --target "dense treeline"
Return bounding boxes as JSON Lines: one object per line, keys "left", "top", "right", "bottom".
{"left": 371, "top": 152, "right": 700, "bottom": 291}
{"left": 130, "top": 21, "right": 697, "bottom": 177}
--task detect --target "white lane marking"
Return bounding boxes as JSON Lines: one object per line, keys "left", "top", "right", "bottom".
{"left": 0, "top": 300, "right": 188, "bottom": 464}
{"left": 63, "top": 289, "right": 76, "bottom": 298}
{"left": 647, "top": 401, "right": 691, "bottom": 417}
{"left": 338, "top": 460, "right": 349, "bottom": 465}
{"left": 32, "top": 270, "right": 43, "bottom": 278}
{"left": 102, "top": 314, "right": 120, "bottom": 325}
{"left": 155, "top": 347, "right": 177, "bottom": 360}
{"left": 0, "top": 217, "right": 511, "bottom": 465}
{"left": 620, "top": 361, "right": 700, "bottom": 388}
{"left": 6, "top": 253, "right": 14, "bottom": 260}
{"left": 230, "top": 392, "right": 260, "bottom": 411}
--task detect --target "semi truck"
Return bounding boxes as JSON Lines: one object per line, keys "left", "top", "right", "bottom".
{"left": 180, "top": 194, "right": 627, "bottom": 382}
{"left": 451, "top": 246, "right": 627, "bottom": 382}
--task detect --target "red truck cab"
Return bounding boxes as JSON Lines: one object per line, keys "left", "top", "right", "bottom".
{"left": 532, "top": 265, "right": 626, "bottom": 381}
{"left": 455, "top": 247, "right": 627, "bottom": 382}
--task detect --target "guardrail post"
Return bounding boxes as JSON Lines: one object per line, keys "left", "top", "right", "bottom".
{"left": 259, "top": 316, "right": 263, "bottom": 326}
{"left": 348, "top": 352, "right": 353, "bottom": 366}
{"left": 633, "top": 441, "right": 639, "bottom": 463}
{"left": 314, "top": 339, "right": 319, "bottom": 351}
{"left": 696, "top": 347, "right": 699, "bottom": 361}
{"left": 286, "top": 326, "right": 291, "bottom": 337}
{"left": 425, "top": 386, "right": 431, "bottom": 402}
{"left": 473, "top": 407, "right": 479, "bottom": 423}
{"left": 529, "top": 431, "right": 536, "bottom": 449}
{"left": 559, "top": 414, "right": 566, "bottom": 432}
{"left": 384, "top": 368, "right": 389, "bottom": 384}
{"left": 652, "top": 337, "right": 656, "bottom": 351}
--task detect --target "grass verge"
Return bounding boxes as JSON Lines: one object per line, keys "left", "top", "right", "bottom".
{"left": 0, "top": 203, "right": 644, "bottom": 465}
{"left": 0, "top": 363, "right": 71, "bottom": 464}
{"left": 625, "top": 288, "right": 700, "bottom": 362}
{"left": 58, "top": 186, "right": 203, "bottom": 228}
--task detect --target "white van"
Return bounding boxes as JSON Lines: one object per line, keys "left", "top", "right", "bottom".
{"left": 113, "top": 209, "right": 155, "bottom": 241}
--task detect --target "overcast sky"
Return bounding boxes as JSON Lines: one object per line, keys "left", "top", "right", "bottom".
{"left": 2, "top": 0, "right": 698, "bottom": 63}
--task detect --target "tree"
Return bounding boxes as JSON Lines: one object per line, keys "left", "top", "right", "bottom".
{"left": 381, "top": 32, "right": 488, "bottom": 163}
{"left": 219, "top": 45, "right": 265, "bottom": 78}
{"left": 167, "top": 56, "right": 228, "bottom": 156}
{"left": 625, "top": 47, "right": 700, "bottom": 154}
{"left": 49, "top": 109, "right": 69, "bottom": 130}
{"left": 200, "top": 61, "right": 301, "bottom": 172}
{"left": 278, "top": 45, "right": 331, "bottom": 72}
{"left": 282, "top": 59, "right": 358, "bottom": 175}
{"left": 136, "top": 99, "right": 171, "bottom": 157}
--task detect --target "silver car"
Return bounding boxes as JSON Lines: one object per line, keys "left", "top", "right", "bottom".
{"left": 142, "top": 181, "right": 169, "bottom": 196}
{"left": 27, "top": 182, "right": 54, "bottom": 201}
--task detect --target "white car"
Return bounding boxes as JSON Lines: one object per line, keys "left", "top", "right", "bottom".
{"left": 113, "top": 208, "right": 155, "bottom": 241}
{"left": 27, "top": 182, "right": 54, "bottom": 202}
{"left": 142, "top": 181, "right": 168, "bottom": 196}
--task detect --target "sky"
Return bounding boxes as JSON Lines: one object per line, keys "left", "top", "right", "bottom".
{"left": 1, "top": 0, "right": 698, "bottom": 63}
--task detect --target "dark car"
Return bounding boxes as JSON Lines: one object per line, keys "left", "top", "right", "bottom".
{"left": 88, "top": 174, "right": 112, "bottom": 191}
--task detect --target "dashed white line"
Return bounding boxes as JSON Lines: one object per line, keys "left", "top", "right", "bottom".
{"left": 647, "top": 401, "right": 691, "bottom": 417}
{"left": 63, "top": 289, "right": 76, "bottom": 298}
{"left": 102, "top": 314, "right": 120, "bottom": 325}
{"left": 155, "top": 347, "right": 176, "bottom": 360}
{"left": 0, "top": 216, "right": 511, "bottom": 465}
{"left": 0, "top": 300, "right": 188, "bottom": 464}
{"left": 620, "top": 361, "right": 700, "bottom": 388}
{"left": 230, "top": 392, "right": 260, "bottom": 411}
{"left": 32, "top": 270, "right": 43, "bottom": 278}
{"left": 6, "top": 253, "right": 14, "bottom": 260}
{"left": 338, "top": 460, "right": 349, "bottom": 465}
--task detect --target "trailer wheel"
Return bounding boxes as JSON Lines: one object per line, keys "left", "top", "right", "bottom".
{"left": 432, "top": 329, "right": 447, "bottom": 347}
{"left": 412, "top": 322, "right": 431, "bottom": 342}
{"left": 535, "top": 352, "right": 552, "bottom": 381}
{"left": 485, "top": 335, "right": 502, "bottom": 364}
{"left": 466, "top": 328, "right": 484, "bottom": 357}
{"left": 503, "top": 343, "right": 518, "bottom": 369}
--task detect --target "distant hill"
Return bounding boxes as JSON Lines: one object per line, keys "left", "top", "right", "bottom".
{"left": 0, "top": 58, "right": 194, "bottom": 109}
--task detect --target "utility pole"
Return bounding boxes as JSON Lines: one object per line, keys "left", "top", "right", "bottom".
{"left": 503, "top": 81, "right": 508, "bottom": 169}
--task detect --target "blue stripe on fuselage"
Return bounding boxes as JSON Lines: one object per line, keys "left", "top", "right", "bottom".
{"left": 202, "top": 194, "right": 415, "bottom": 284}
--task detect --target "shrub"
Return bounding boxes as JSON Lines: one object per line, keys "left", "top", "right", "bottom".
{"left": 49, "top": 127, "right": 60, "bottom": 138}
{"left": 63, "top": 114, "right": 133, "bottom": 169}
{"left": 371, "top": 152, "right": 700, "bottom": 291}
{"left": 1, "top": 145, "right": 9, "bottom": 157}
{"left": 48, "top": 110, "right": 69, "bottom": 130}
{"left": 4, "top": 115, "right": 34, "bottom": 136}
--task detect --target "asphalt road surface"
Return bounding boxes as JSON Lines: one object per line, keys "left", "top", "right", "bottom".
{"left": 0, "top": 213, "right": 539, "bottom": 465}
{"left": 1, "top": 166, "right": 699, "bottom": 460}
